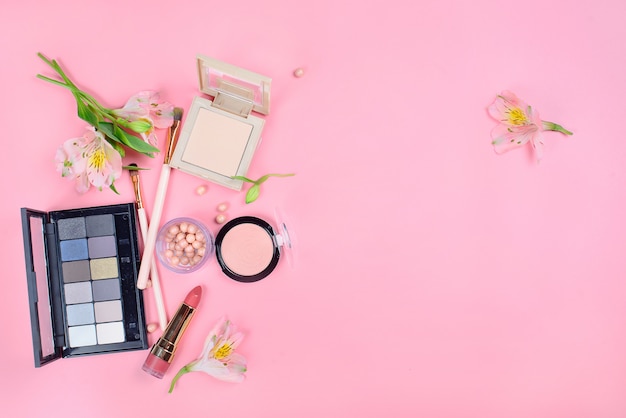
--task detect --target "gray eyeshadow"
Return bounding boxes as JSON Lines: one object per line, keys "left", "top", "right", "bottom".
{"left": 62, "top": 260, "right": 91, "bottom": 283}
{"left": 92, "top": 279, "right": 121, "bottom": 301}
{"left": 60, "top": 239, "right": 89, "bottom": 262}
{"left": 86, "top": 214, "right": 115, "bottom": 237}
{"left": 57, "top": 218, "right": 86, "bottom": 240}
{"left": 66, "top": 303, "right": 95, "bottom": 326}
{"left": 94, "top": 300, "right": 123, "bottom": 323}
{"left": 64, "top": 282, "right": 93, "bottom": 304}
{"left": 88, "top": 236, "right": 117, "bottom": 259}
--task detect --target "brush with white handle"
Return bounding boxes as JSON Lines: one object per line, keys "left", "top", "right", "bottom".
{"left": 137, "top": 107, "right": 183, "bottom": 290}
{"left": 130, "top": 164, "right": 168, "bottom": 331}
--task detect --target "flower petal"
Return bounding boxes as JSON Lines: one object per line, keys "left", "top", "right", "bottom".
{"left": 192, "top": 358, "right": 246, "bottom": 383}
{"left": 491, "top": 123, "right": 536, "bottom": 154}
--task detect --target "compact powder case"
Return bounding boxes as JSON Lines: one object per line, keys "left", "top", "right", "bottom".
{"left": 170, "top": 54, "right": 272, "bottom": 190}
{"left": 21, "top": 203, "right": 148, "bottom": 367}
{"left": 214, "top": 215, "right": 293, "bottom": 283}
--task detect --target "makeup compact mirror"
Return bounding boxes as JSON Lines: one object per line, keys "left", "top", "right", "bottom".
{"left": 214, "top": 211, "right": 294, "bottom": 283}
{"left": 170, "top": 55, "right": 272, "bottom": 190}
{"left": 23, "top": 211, "right": 61, "bottom": 366}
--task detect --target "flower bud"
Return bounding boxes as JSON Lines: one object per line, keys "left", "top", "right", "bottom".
{"left": 126, "top": 119, "right": 153, "bottom": 133}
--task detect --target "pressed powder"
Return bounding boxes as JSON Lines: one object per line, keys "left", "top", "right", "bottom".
{"left": 181, "top": 108, "right": 253, "bottom": 177}
{"left": 220, "top": 223, "right": 275, "bottom": 276}
{"left": 168, "top": 55, "right": 271, "bottom": 191}
{"left": 214, "top": 216, "right": 292, "bottom": 283}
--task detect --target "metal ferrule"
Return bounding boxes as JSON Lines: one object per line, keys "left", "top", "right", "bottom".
{"left": 130, "top": 174, "right": 144, "bottom": 209}
{"left": 164, "top": 118, "right": 182, "bottom": 165}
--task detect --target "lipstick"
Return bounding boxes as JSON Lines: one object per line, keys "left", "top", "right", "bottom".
{"left": 142, "top": 286, "right": 202, "bottom": 379}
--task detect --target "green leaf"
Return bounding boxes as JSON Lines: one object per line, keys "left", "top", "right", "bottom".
{"left": 74, "top": 94, "right": 99, "bottom": 126}
{"left": 110, "top": 140, "right": 125, "bottom": 158}
{"left": 256, "top": 173, "right": 295, "bottom": 185}
{"left": 245, "top": 184, "right": 260, "bottom": 204}
{"left": 97, "top": 122, "right": 129, "bottom": 146}
{"left": 231, "top": 175, "right": 256, "bottom": 184}
{"left": 123, "top": 165, "right": 149, "bottom": 171}
{"left": 110, "top": 183, "right": 120, "bottom": 195}
{"left": 113, "top": 124, "right": 130, "bottom": 146}
{"left": 98, "top": 122, "right": 159, "bottom": 156}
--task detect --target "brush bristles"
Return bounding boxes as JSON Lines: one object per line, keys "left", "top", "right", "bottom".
{"left": 129, "top": 163, "right": 139, "bottom": 177}
{"left": 173, "top": 107, "right": 183, "bottom": 121}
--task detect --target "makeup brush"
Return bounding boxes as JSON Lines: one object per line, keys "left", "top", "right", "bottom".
{"left": 130, "top": 164, "right": 168, "bottom": 331}
{"left": 137, "top": 107, "right": 184, "bottom": 290}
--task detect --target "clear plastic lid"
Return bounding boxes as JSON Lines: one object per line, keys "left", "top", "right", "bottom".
{"left": 273, "top": 207, "right": 296, "bottom": 270}
{"left": 196, "top": 54, "right": 271, "bottom": 115}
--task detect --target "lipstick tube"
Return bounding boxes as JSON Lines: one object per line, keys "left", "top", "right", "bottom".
{"left": 142, "top": 286, "right": 202, "bottom": 379}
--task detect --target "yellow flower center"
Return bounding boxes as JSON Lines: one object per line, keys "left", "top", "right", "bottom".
{"left": 89, "top": 148, "right": 106, "bottom": 172}
{"left": 213, "top": 343, "right": 233, "bottom": 360}
{"left": 506, "top": 107, "right": 528, "bottom": 126}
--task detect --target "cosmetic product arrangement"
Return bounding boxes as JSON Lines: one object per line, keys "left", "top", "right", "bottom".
{"left": 21, "top": 204, "right": 149, "bottom": 367}
{"left": 169, "top": 54, "right": 272, "bottom": 190}
{"left": 21, "top": 54, "right": 292, "bottom": 386}
{"left": 142, "top": 285, "right": 202, "bottom": 379}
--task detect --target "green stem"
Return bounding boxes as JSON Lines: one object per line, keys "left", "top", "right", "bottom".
{"left": 542, "top": 120, "right": 573, "bottom": 135}
{"left": 36, "top": 74, "right": 71, "bottom": 89}
{"left": 38, "top": 53, "right": 113, "bottom": 116}
{"left": 168, "top": 366, "right": 190, "bottom": 393}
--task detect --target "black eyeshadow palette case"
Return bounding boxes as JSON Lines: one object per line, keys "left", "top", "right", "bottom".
{"left": 21, "top": 203, "right": 149, "bottom": 367}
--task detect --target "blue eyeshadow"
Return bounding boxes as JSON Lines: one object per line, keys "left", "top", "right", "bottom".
{"left": 60, "top": 239, "right": 89, "bottom": 262}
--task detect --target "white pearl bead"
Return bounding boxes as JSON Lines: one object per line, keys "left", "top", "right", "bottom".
{"left": 195, "top": 185, "right": 208, "bottom": 195}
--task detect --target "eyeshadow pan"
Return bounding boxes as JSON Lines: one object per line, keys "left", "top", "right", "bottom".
{"left": 86, "top": 214, "right": 115, "bottom": 237}
{"left": 97, "top": 322, "right": 125, "bottom": 344}
{"left": 59, "top": 238, "right": 89, "bottom": 262}
{"left": 68, "top": 325, "right": 97, "bottom": 347}
{"left": 94, "top": 300, "right": 123, "bottom": 323}
{"left": 88, "top": 236, "right": 117, "bottom": 259}
{"left": 57, "top": 218, "right": 86, "bottom": 240}
{"left": 66, "top": 303, "right": 95, "bottom": 326}
{"left": 92, "top": 279, "right": 121, "bottom": 301}
{"left": 62, "top": 260, "right": 91, "bottom": 283}
{"left": 90, "top": 257, "right": 119, "bottom": 280}
{"left": 64, "top": 282, "right": 93, "bottom": 304}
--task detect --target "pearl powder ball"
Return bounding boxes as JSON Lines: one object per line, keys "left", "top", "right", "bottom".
{"left": 160, "top": 219, "right": 209, "bottom": 271}
{"left": 195, "top": 184, "right": 208, "bottom": 195}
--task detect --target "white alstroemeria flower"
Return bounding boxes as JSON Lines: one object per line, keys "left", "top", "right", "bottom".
{"left": 169, "top": 317, "right": 247, "bottom": 393}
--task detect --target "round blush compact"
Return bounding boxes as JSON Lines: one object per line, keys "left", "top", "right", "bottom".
{"left": 214, "top": 215, "right": 292, "bottom": 282}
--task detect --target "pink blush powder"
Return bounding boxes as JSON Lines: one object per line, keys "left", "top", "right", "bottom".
{"left": 220, "top": 223, "right": 275, "bottom": 276}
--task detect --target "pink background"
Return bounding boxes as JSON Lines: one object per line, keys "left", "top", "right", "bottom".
{"left": 1, "top": 0, "right": 626, "bottom": 416}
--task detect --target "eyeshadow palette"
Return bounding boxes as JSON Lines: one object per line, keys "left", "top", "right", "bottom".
{"left": 21, "top": 203, "right": 149, "bottom": 367}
